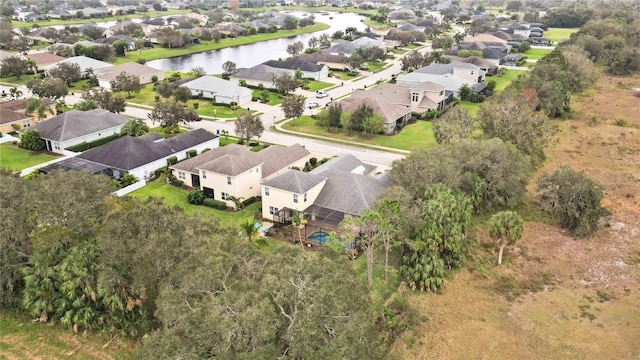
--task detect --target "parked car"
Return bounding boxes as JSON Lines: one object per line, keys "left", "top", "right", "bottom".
{"left": 316, "top": 90, "right": 329, "bottom": 98}
{"left": 307, "top": 101, "right": 319, "bottom": 108}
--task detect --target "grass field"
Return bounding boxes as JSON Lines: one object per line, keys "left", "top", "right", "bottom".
{"left": 252, "top": 89, "right": 284, "bottom": 105}
{"left": 306, "top": 80, "right": 333, "bottom": 91}
{"left": 282, "top": 115, "right": 436, "bottom": 151}
{"left": 544, "top": 27, "right": 580, "bottom": 43}
{"left": 525, "top": 47, "right": 554, "bottom": 60}
{"left": 490, "top": 69, "right": 528, "bottom": 93}
{"left": 0, "top": 309, "right": 137, "bottom": 359}
{"left": 0, "top": 143, "right": 60, "bottom": 171}
{"left": 458, "top": 101, "right": 481, "bottom": 117}
{"left": 112, "top": 23, "right": 330, "bottom": 65}
{"left": 128, "top": 176, "right": 262, "bottom": 228}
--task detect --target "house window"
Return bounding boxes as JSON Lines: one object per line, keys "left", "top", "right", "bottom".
{"left": 202, "top": 171, "right": 207, "bottom": 179}
{"left": 293, "top": 194, "right": 298, "bottom": 203}
{"left": 411, "top": 92, "right": 419, "bottom": 102}
{"left": 269, "top": 206, "right": 279, "bottom": 215}
{"left": 265, "top": 187, "right": 270, "bottom": 196}
{"left": 221, "top": 192, "right": 229, "bottom": 200}
{"left": 304, "top": 193, "right": 307, "bottom": 202}
{"left": 227, "top": 176, "right": 231, "bottom": 185}
{"left": 178, "top": 171, "right": 185, "bottom": 180}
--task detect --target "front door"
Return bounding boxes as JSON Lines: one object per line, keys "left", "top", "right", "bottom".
{"left": 191, "top": 174, "right": 200, "bottom": 188}
{"left": 203, "top": 187, "right": 214, "bottom": 199}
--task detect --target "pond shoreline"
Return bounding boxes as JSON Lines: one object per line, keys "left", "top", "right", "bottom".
{"left": 112, "top": 22, "right": 330, "bottom": 65}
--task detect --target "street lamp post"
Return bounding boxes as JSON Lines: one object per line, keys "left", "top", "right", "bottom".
{"left": 273, "top": 115, "right": 276, "bottom": 126}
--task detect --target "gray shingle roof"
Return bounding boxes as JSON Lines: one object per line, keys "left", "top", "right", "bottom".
{"left": 232, "top": 64, "right": 282, "bottom": 83}
{"left": 78, "top": 129, "right": 216, "bottom": 170}
{"left": 262, "top": 169, "right": 327, "bottom": 194}
{"left": 198, "top": 153, "right": 263, "bottom": 176}
{"left": 311, "top": 168, "right": 390, "bottom": 216}
{"left": 170, "top": 143, "right": 249, "bottom": 173}
{"left": 415, "top": 61, "right": 481, "bottom": 75}
{"left": 263, "top": 58, "right": 325, "bottom": 72}
{"left": 256, "top": 143, "right": 310, "bottom": 178}
{"left": 33, "top": 109, "right": 129, "bottom": 142}
{"left": 311, "top": 154, "right": 376, "bottom": 176}
{"left": 180, "top": 75, "right": 252, "bottom": 99}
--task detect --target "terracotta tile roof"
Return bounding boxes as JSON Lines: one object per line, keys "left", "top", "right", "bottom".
{"left": 27, "top": 52, "right": 65, "bottom": 67}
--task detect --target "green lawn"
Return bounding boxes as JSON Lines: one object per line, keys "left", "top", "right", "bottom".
{"left": 489, "top": 69, "right": 528, "bottom": 93}
{"left": 390, "top": 48, "right": 408, "bottom": 55}
{"left": 128, "top": 176, "right": 262, "bottom": 228}
{"left": 283, "top": 116, "right": 436, "bottom": 151}
{"left": 544, "top": 27, "right": 579, "bottom": 43}
{"left": 252, "top": 89, "right": 284, "bottom": 105}
{"left": 459, "top": 101, "right": 482, "bottom": 117}
{"left": 364, "top": 60, "right": 387, "bottom": 73}
{"left": 0, "top": 75, "right": 35, "bottom": 86}
{"left": 14, "top": 9, "right": 191, "bottom": 27}
{"left": 306, "top": 80, "right": 333, "bottom": 91}
{"left": 524, "top": 47, "right": 554, "bottom": 60}
{"left": 112, "top": 23, "right": 330, "bottom": 65}
{"left": 362, "top": 17, "right": 389, "bottom": 28}
{"left": 330, "top": 71, "right": 359, "bottom": 81}
{"left": 353, "top": 247, "right": 402, "bottom": 306}
{"left": 0, "top": 143, "right": 60, "bottom": 171}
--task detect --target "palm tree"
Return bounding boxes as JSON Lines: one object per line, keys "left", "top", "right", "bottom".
{"left": 489, "top": 211, "right": 524, "bottom": 265}
{"left": 25, "top": 98, "right": 53, "bottom": 121}
{"left": 240, "top": 218, "right": 260, "bottom": 245}
{"left": 228, "top": 195, "right": 245, "bottom": 211}
{"left": 291, "top": 211, "right": 307, "bottom": 249}
{"left": 120, "top": 119, "right": 150, "bottom": 137}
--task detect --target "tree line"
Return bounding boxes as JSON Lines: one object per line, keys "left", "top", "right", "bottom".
{"left": 0, "top": 170, "right": 385, "bottom": 359}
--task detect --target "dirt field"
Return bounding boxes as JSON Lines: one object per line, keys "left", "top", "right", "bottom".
{"left": 391, "top": 74, "right": 640, "bottom": 359}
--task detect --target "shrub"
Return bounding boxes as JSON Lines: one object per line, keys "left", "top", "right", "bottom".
{"left": 172, "top": 179, "right": 184, "bottom": 188}
{"left": 243, "top": 196, "right": 257, "bottom": 207}
{"left": 248, "top": 141, "right": 259, "bottom": 146}
{"left": 237, "top": 139, "right": 244, "bottom": 145}
{"left": 187, "top": 149, "right": 197, "bottom": 158}
{"left": 187, "top": 189, "right": 205, "bottom": 205}
{"left": 203, "top": 198, "right": 227, "bottom": 210}
{"left": 167, "top": 156, "right": 178, "bottom": 165}
{"left": 137, "top": 58, "right": 147, "bottom": 64}
{"left": 309, "top": 157, "right": 317, "bottom": 166}
{"left": 151, "top": 75, "right": 158, "bottom": 82}
{"left": 291, "top": 166, "right": 301, "bottom": 171}
{"left": 614, "top": 118, "right": 627, "bottom": 126}
{"left": 19, "top": 129, "right": 45, "bottom": 151}
{"left": 201, "top": 148, "right": 211, "bottom": 153}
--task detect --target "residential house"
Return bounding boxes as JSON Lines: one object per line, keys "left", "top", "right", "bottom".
{"left": 96, "top": 35, "right": 137, "bottom": 51}
{"left": 260, "top": 154, "right": 390, "bottom": 226}
{"left": 464, "top": 33, "right": 507, "bottom": 44}
{"left": 171, "top": 143, "right": 310, "bottom": 206}
{"left": 263, "top": 59, "right": 329, "bottom": 80}
{"left": 396, "top": 62, "right": 487, "bottom": 97}
{"left": 431, "top": 0, "right": 454, "bottom": 11}
{"left": 12, "top": 10, "right": 41, "bottom": 22}
{"left": 40, "top": 129, "right": 218, "bottom": 181}
{"left": 180, "top": 75, "right": 252, "bottom": 105}
{"left": 27, "top": 53, "right": 66, "bottom": 69}
{"left": 444, "top": 55, "right": 498, "bottom": 75}
{"left": 47, "top": 9, "right": 76, "bottom": 19}
{"left": 339, "top": 81, "right": 447, "bottom": 134}
{"left": 43, "top": 56, "right": 114, "bottom": 73}
{"left": 502, "top": 54, "right": 525, "bottom": 66}
{"left": 297, "top": 49, "right": 348, "bottom": 71}
{"left": 95, "top": 62, "right": 165, "bottom": 88}
{"left": 230, "top": 64, "right": 282, "bottom": 88}
{"left": 387, "top": 9, "right": 416, "bottom": 22}
{"left": 214, "top": 23, "right": 247, "bottom": 36}
{"left": 32, "top": 109, "right": 129, "bottom": 154}
{"left": 0, "top": 98, "right": 55, "bottom": 133}
{"left": 501, "top": 22, "right": 545, "bottom": 39}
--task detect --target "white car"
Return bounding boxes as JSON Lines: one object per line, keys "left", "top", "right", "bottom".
{"left": 315, "top": 90, "right": 329, "bottom": 98}
{"left": 307, "top": 101, "right": 319, "bottom": 109}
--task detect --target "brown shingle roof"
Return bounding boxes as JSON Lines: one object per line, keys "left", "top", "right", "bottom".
{"left": 96, "top": 62, "right": 164, "bottom": 81}
{"left": 0, "top": 109, "right": 30, "bottom": 124}
{"left": 27, "top": 52, "right": 65, "bottom": 67}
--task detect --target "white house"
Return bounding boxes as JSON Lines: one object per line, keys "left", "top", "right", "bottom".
{"left": 180, "top": 75, "right": 252, "bottom": 105}
{"left": 32, "top": 109, "right": 129, "bottom": 154}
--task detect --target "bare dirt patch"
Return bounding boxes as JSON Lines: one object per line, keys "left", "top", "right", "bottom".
{"left": 391, "top": 73, "right": 640, "bottom": 359}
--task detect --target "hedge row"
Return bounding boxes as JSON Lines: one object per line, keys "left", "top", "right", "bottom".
{"left": 203, "top": 198, "right": 227, "bottom": 210}
{"left": 243, "top": 196, "right": 256, "bottom": 207}
{"left": 66, "top": 133, "right": 121, "bottom": 152}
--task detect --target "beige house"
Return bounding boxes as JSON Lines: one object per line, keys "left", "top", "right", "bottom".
{"left": 0, "top": 98, "right": 55, "bottom": 133}
{"left": 170, "top": 143, "right": 311, "bottom": 207}
{"left": 338, "top": 81, "right": 447, "bottom": 134}
{"left": 260, "top": 154, "right": 391, "bottom": 226}
{"left": 96, "top": 62, "right": 165, "bottom": 88}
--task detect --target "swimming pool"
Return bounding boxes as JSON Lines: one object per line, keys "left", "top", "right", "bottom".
{"left": 307, "top": 231, "right": 355, "bottom": 249}
{"left": 307, "top": 231, "right": 329, "bottom": 245}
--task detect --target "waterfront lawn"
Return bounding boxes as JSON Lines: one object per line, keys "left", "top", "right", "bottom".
{"left": 128, "top": 176, "right": 262, "bottom": 228}
{"left": 363, "top": 17, "right": 389, "bottom": 28}
{"left": 306, "top": 80, "right": 333, "bottom": 91}
{"left": 544, "top": 27, "right": 579, "bottom": 43}
{"left": 112, "top": 23, "right": 330, "bottom": 64}
{"left": 283, "top": 115, "right": 436, "bottom": 151}
{"left": 0, "top": 143, "right": 60, "bottom": 171}
{"left": 252, "top": 89, "right": 284, "bottom": 105}
{"left": 524, "top": 47, "right": 553, "bottom": 60}
{"left": 12, "top": 9, "right": 191, "bottom": 27}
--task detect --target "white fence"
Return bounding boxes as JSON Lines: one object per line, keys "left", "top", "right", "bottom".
{"left": 113, "top": 179, "right": 147, "bottom": 197}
